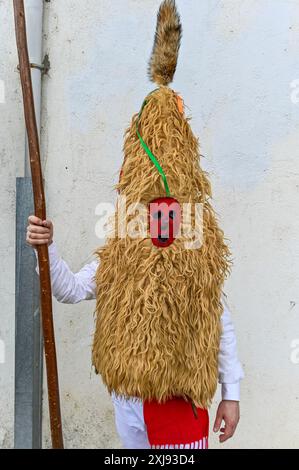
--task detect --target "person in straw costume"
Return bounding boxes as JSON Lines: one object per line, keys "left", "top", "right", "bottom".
{"left": 28, "top": 0, "right": 243, "bottom": 449}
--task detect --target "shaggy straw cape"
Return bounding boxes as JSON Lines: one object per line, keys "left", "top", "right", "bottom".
{"left": 92, "top": 0, "right": 231, "bottom": 408}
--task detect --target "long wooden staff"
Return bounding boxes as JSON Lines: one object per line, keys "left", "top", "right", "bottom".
{"left": 13, "top": 0, "right": 64, "bottom": 449}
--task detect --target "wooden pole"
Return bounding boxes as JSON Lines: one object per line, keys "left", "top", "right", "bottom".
{"left": 13, "top": 0, "right": 64, "bottom": 449}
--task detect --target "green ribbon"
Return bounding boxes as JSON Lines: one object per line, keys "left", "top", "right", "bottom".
{"left": 136, "top": 94, "right": 171, "bottom": 197}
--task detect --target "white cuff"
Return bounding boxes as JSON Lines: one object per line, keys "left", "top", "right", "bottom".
{"left": 34, "top": 241, "right": 59, "bottom": 273}
{"left": 48, "top": 241, "right": 58, "bottom": 258}
{"left": 221, "top": 382, "right": 240, "bottom": 401}
{"left": 34, "top": 241, "right": 57, "bottom": 255}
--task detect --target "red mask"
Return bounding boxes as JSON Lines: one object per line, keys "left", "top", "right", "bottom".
{"left": 149, "top": 197, "right": 181, "bottom": 248}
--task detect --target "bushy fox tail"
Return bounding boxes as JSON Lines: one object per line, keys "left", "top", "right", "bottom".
{"left": 148, "top": 0, "right": 182, "bottom": 86}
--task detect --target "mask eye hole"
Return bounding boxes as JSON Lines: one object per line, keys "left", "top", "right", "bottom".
{"left": 169, "top": 210, "right": 175, "bottom": 220}
{"left": 153, "top": 211, "right": 162, "bottom": 220}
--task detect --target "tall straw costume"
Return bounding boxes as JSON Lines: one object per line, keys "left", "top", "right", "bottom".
{"left": 92, "top": 0, "right": 231, "bottom": 411}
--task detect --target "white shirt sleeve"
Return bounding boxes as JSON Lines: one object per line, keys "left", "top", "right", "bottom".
{"left": 218, "top": 295, "right": 244, "bottom": 401}
{"left": 35, "top": 242, "right": 98, "bottom": 303}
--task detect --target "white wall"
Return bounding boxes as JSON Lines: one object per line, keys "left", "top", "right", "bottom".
{"left": 0, "top": 0, "right": 24, "bottom": 448}
{"left": 1, "top": 0, "right": 299, "bottom": 448}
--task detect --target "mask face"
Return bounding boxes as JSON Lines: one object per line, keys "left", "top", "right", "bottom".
{"left": 149, "top": 197, "right": 181, "bottom": 248}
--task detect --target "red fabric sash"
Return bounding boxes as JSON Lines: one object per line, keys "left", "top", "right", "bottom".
{"left": 143, "top": 397, "right": 209, "bottom": 447}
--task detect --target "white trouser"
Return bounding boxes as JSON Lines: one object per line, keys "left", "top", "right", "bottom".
{"left": 112, "top": 394, "right": 151, "bottom": 449}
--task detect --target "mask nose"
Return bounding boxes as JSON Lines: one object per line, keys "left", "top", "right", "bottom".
{"left": 161, "top": 219, "right": 170, "bottom": 232}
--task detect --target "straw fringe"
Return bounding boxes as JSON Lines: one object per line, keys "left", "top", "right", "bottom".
{"left": 92, "top": 87, "right": 231, "bottom": 408}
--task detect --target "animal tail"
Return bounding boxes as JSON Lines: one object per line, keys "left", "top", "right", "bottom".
{"left": 148, "top": 0, "right": 182, "bottom": 86}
